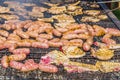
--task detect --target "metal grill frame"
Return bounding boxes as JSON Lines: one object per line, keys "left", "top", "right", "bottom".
{"left": 0, "top": 0, "right": 120, "bottom": 80}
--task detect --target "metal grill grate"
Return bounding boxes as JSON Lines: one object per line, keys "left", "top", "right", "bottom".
{"left": 0, "top": 0, "right": 120, "bottom": 80}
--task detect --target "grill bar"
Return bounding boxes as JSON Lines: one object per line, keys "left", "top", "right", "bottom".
{"left": 98, "top": 0, "right": 120, "bottom": 29}
{"left": 0, "top": 0, "right": 120, "bottom": 80}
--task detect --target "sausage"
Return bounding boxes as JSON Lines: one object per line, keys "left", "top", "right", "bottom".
{"left": 70, "top": 39, "right": 83, "bottom": 43}
{"left": 103, "top": 38, "right": 116, "bottom": 45}
{"left": 32, "top": 42, "right": 49, "bottom": 48}
{"left": 15, "top": 20, "right": 32, "bottom": 29}
{"left": 0, "top": 36, "right": 6, "bottom": 44}
{"left": 102, "top": 34, "right": 116, "bottom": 45}
{"left": 74, "top": 29, "right": 87, "bottom": 34}
{"left": 60, "top": 39, "right": 69, "bottom": 46}
{"left": 83, "top": 42, "right": 91, "bottom": 51}
{"left": 24, "top": 22, "right": 35, "bottom": 29}
{"left": 39, "top": 34, "right": 53, "bottom": 40}
{"left": 8, "top": 44, "right": 17, "bottom": 52}
{"left": 86, "top": 37, "right": 93, "bottom": 45}
{"left": 87, "top": 25, "right": 95, "bottom": 36}
{"left": 28, "top": 24, "right": 40, "bottom": 31}
{"left": 66, "top": 23, "right": 80, "bottom": 30}
{"left": 36, "top": 37, "right": 48, "bottom": 43}
{"left": 77, "top": 34, "right": 90, "bottom": 39}
{"left": 9, "top": 54, "right": 26, "bottom": 61}
{"left": 0, "top": 44, "right": 6, "bottom": 50}
{"left": 38, "top": 27, "right": 46, "bottom": 33}
{"left": 0, "top": 30, "right": 9, "bottom": 37}
{"left": 45, "top": 28, "right": 53, "bottom": 35}
{"left": 62, "top": 34, "right": 78, "bottom": 40}
{"left": 21, "top": 59, "right": 38, "bottom": 72}
{"left": 69, "top": 39, "right": 83, "bottom": 47}
{"left": 63, "top": 30, "right": 74, "bottom": 35}
{"left": 49, "top": 38, "right": 60, "bottom": 42}
{"left": 93, "top": 25, "right": 105, "bottom": 36}
{"left": 0, "top": 36, "right": 6, "bottom": 42}
{"left": 4, "top": 41, "right": 17, "bottom": 50}
{"left": 9, "top": 61, "right": 24, "bottom": 70}
{"left": 94, "top": 41, "right": 107, "bottom": 48}
{"left": 52, "top": 29, "right": 62, "bottom": 37}
{"left": 105, "top": 28, "right": 120, "bottom": 36}
{"left": 27, "top": 31, "right": 39, "bottom": 38}
{"left": 55, "top": 27, "right": 68, "bottom": 33}
{"left": 7, "top": 34, "right": 21, "bottom": 41}
{"left": 1, "top": 55, "right": 9, "bottom": 68}
{"left": 66, "top": 42, "right": 82, "bottom": 47}
{"left": 12, "top": 48, "right": 30, "bottom": 55}
{"left": 17, "top": 39, "right": 35, "bottom": 47}
{"left": 24, "top": 59, "right": 35, "bottom": 65}
{"left": 48, "top": 41, "right": 63, "bottom": 47}
{"left": 1, "top": 23, "right": 11, "bottom": 30}
{"left": 39, "top": 63, "right": 58, "bottom": 73}
{"left": 14, "top": 29, "right": 29, "bottom": 39}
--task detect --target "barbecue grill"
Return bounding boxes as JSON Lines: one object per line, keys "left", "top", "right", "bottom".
{"left": 0, "top": 0, "right": 120, "bottom": 80}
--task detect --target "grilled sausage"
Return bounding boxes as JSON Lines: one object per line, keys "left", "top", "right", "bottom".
{"left": 14, "top": 29, "right": 29, "bottom": 39}
{"left": 39, "top": 63, "right": 58, "bottom": 73}
{"left": 62, "top": 34, "right": 78, "bottom": 40}
{"left": 12, "top": 48, "right": 30, "bottom": 55}
{"left": 83, "top": 42, "right": 91, "bottom": 51}
{"left": 0, "top": 30, "right": 9, "bottom": 37}
{"left": 21, "top": 59, "right": 38, "bottom": 72}
{"left": 86, "top": 37, "right": 93, "bottom": 45}
{"left": 52, "top": 29, "right": 62, "bottom": 37}
{"left": 1, "top": 55, "right": 9, "bottom": 68}
{"left": 39, "top": 34, "right": 53, "bottom": 40}
{"left": 10, "top": 61, "right": 24, "bottom": 70}
{"left": 48, "top": 41, "right": 63, "bottom": 47}
{"left": 32, "top": 42, "right": 49, "bottom": 48}
{"left": 9, "top": 54, "right": 26, "bottom": 61}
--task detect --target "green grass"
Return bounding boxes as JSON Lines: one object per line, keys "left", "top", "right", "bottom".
{"left": 113, "top": 10, "right": 120, "bottom": 20}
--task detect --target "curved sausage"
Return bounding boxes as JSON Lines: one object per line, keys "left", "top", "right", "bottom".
{"left": 12, "top": 48, "right": 30, "bottom": 55}
{"left": 27, "top": 31, "right": 39, "bottom": 38}
{"left": 14, "top": 29, "right": 29, "bottom": 39}
{"left": 32, "top": 42, "right": 49, "bottom": 48}
{"left": 62, "top": 34, "right": 78, "bottom": 40}
{"left": 9, "top": 54, "right": 26, "bottom": 61}
{"left": 48, "top": 41, "right": 63, "bottom": 47}
{"left": 86, "top": 37, "right": 93, "bottom": 45}
{"left": 21, "top": 59, "right": 38, "bottom": 72}
{"left": 1, "top": 55, "right": 9, "bottom": 68}
{"left": 0, "top": 30, "right": 9, "bottom": 37}
{"left": 10, "top": 61, "right": 24, "bottom": 70}
{"left": 52, "top": 29, "right": 62, "bottom": 37}
{"left": 77, "top": 34, "right": 90, "bottom": 39}
{"left": 39, "top": 34, "right": 53, "bottom": 40}
{"left": 83, "top": 42, "right": 91, "bottom": 51}
{"left": 39, "top": 63, "right": 58, "bottom": 73}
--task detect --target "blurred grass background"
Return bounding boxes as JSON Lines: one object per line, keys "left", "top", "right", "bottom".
{"left": 110, "top": 2, "right": 120, "bottom": 20}
{"left": 113, "top": 10, "right": 120, "bottom": 20}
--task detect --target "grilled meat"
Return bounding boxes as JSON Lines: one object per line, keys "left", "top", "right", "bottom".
{"left": 39, "top": 63, "right": 58, "bottom": 73}
{"left": 91, "top": 48, "right": 114, "bottom": 60}
{"left": 47, "top": 6, "right": 66, "bottom": 14}
{"left": 1, "top": 55, "right": 9, "bottom": 68}
{"left": 81, "top": 16, "right": 100, "bottom": 22}
{"left": 84, "top": 10, "right": 100, "bottom": 16}
{"left": 96, "top": 61, "right": 120, "bottom": 73}
{"left": 63, "top": 61, "right": 99, "bottom": 73}
{"left": 62, "top": 46, "right": 85, "bottom": 58}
